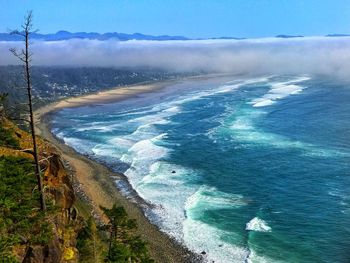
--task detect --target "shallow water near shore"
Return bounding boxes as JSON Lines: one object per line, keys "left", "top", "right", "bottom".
{"left": 51, "top": 75, "right": 350, "bottom": 263}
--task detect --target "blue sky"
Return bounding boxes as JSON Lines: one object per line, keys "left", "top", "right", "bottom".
{"left": 1, "top": 0, "right": 350, "bottom": 38}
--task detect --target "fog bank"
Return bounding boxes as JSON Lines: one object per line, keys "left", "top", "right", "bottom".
{"left": 1, "top": 37, "right": 350, "bottom": 78}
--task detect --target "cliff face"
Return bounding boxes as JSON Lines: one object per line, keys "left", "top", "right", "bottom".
{"left": 22, "top": 154, "right": 80, "bottom": 263}
{"left": 0, "top": 119, "right": 82, "bottom": 263}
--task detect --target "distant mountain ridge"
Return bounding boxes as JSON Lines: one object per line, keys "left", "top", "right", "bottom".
{"left": 1, "top": 31, "right": 349, "bottom": 41}
{"left": 0, "top": 30, "right": 193, "bottom": 41}
{"left": 326, "top": 34, "right": 350, "bottom": 37}
{"left": 275, "top": 34, "right": 304, "bottom": 38}
{"left": 0, "top": 30, "right": 190, "bottom": 41}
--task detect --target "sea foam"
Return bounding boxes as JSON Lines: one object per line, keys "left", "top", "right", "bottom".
{"left": 183, "top": 218, "right": 249, "bottom": 263}
{"left": 136, "top": 162, "right": 200, "bottom": 242}
{"left": 185, "top": 185, "right": 246, "bottom": 211}
{"left": 251, "top": 76, "right": 310, "bottom": 107}
{"left": 246, "top": 249, "right": 282, "bottom": 263}
{"left": 183, "top": 186, "right": 248, "bottom": 262}
{"left": 246, "top": 217, "right": 271, "bottom": 232}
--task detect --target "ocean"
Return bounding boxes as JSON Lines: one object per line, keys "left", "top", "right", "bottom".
{"left": 51, "top": 75, "right": 350, "bottom": 263}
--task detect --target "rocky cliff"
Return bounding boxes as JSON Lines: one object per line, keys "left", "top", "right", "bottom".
{"left": 0, "top": 119, "right": 83, "bottom": 263}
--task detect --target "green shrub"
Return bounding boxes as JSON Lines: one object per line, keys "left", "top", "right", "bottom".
{"left": 106, "top": 242, "right": 132, "bottom": 262}
{"left": 0, "top": 126, "right": 19, "bottom": 149}
{"left": 101, "top": 204, "right": 154, "bottom": 263}
{"left": 0, "top": 255, "right": 18, "bottom": 263}
{"left": 77, "top": 217, "right": 103, "bottom": 263}
{"left": 0, "top": 156, "right": 51, "bottom": 259}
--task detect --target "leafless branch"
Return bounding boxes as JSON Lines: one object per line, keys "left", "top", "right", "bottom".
{"left": 39, "top": 155, "right": 54, "bottom": 164}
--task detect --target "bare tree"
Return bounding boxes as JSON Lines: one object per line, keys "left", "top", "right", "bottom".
{"left": 10, "top": 11, "right": 46, "bottom": 211}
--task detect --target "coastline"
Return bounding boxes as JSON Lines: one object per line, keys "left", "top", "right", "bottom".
{"left": 34, "top": 80, "right": 201, "bottom": 263}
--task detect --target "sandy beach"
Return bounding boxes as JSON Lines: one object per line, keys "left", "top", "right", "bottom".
{"left": 37, "top": 81, "right": 172, "bottom": 111}
{"left": 34, "top": 81, "right": 200, "bottom": 263}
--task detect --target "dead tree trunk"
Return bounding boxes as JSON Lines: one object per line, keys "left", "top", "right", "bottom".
{"left": 10, "top": 11, "right": 46, "bottom": 211}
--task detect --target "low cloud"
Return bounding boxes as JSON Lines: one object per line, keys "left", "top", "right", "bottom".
{"left": 1, "top": 37, "right": 350, "bottom": 78}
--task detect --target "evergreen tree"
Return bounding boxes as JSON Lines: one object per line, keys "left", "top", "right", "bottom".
{"left": 101, "top": 204, "right": 154, "bottom": 263}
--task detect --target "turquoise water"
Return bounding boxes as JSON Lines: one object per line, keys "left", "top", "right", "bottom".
{"left": 52, "top": 76, "right": 350, "bottom": 262}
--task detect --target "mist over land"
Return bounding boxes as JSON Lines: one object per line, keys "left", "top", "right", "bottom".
{"left": 2, "top": 37, "right": 350, "bottom": 79}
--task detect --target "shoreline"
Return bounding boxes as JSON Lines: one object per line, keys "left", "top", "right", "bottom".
{"left": 36, "top": 73, "right": 229, "bottom": 111}
{"left": 34, "top": 79, "right": 202, "bottom": 263}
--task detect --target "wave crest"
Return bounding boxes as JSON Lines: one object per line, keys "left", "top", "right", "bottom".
{"left": 246, "top": 217, "right": 272, "bottom": 232}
